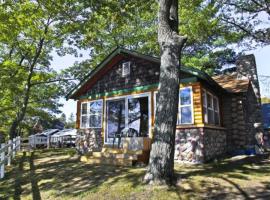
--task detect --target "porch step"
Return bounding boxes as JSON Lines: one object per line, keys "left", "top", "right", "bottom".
{"left": 92, "top": 152, "right": 138, "bottom": 160}
{"left": 101, "top": 147, "right": 143, "bottom": 155}
{"left": 80, "top": 155, "right": 133, "bottom": 166}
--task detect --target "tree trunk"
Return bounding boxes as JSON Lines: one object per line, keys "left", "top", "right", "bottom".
{"left": 144, "top": 0, "right": 187, "bottom": 185}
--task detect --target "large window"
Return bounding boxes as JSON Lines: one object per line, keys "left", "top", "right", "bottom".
{"left": 80, "top": 100, "right": 103, "bottom": 128}
{"left": 202, "top": 90, "right": 220, "bottom": 126}
{"left": 154, "top": 87, "right": 193, "bottom": 125}
{"left": 106, "top": 94, "right": 150, "bottom": 143}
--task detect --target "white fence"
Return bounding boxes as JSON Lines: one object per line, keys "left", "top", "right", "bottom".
{"left": 0, "top": 136, "right": 21, "bottom": 179}
{"left": 29, "top": 134, "right": 76, "bottom": 149}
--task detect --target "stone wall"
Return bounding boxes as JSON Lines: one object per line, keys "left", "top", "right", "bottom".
{"left": 222, "top": 88, "right": 260, "bottom": 152}
{"left": 175, "top": 128, "right": 204, "bottom": 163}
{"left": 203, "top": 128, "right": 227, "bottom": 161}
{"left": 175, "top": 127, "right": 227, "bottom": 163}
{"left": 76, "top": 128, "right": 103, "bottom": 154}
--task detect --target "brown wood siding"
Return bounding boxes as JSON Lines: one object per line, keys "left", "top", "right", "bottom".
{"left": 192, "top": 83, "right": 203, "bottom": 125}
{"left": 76, "top": 101, "right": 81, "bottom": 129}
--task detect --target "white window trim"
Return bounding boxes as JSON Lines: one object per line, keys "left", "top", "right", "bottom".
{"left": 80, "top": 102, "right": 88, "bottom": 128}
{"left": 122, "top": 61, "right": 131, "bottom": 77}
{"left": 202, "top": 89, "right": 220, "bottom": 126}
{"left": 80, "top": 99, "right": 103, "bottom": 129}
{"left": 178, "top": 86, "right": 194, "bottom": 125}
{"left": 104, "top": 92, "right": 151, "bottom": 144}
{"left": 153, "top": 86, "right": 194, "bottom": 125}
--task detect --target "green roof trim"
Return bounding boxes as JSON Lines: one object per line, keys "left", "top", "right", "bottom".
{"left": 77, "top": 77, "right": 198, "bottom": 100}
{"left": 66, "top": 47, "right": 224, "bottom": 100}
{"left": 78, "top": 84, "right": 158, "bottom": 100}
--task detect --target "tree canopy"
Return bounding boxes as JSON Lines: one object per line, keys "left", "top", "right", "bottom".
{"left": 0, "top": 0, "right": 268, "bottom": 138}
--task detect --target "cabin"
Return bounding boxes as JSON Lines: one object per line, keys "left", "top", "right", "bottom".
{"left": 66, "top": 47, "right": 263, "bottom": 165}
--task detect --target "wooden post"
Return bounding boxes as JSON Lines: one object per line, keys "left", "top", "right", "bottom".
{"left": 0, "top": 143, "right": 5, "bottom": 179}
{"left": 12, "top": 138, "right": 16, "bottom": 158}
{"left": 7, "top": 140, "right": 12, "bottom": 166}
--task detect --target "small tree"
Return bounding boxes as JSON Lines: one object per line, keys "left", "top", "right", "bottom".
{"left": 144, "top": 0, "right": 187, "bottom": 185}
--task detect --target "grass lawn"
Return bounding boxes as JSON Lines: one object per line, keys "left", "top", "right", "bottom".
{"left": 0, "top": 149, "right": 270, "bottom": 200}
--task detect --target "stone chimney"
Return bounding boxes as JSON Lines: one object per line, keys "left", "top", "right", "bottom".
{"left": 236, "top": 54, "right": 263, "bottom": 150}
{"left": 236, "top": 54, "right": 261, "bottom": 107}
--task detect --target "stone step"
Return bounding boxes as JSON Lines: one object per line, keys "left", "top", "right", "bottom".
{"left": 101, "top": 147, "right": 143, "bottom": 155}
{"left": 80, "top": 156, "right": 133, "bottom": 166}
{"left": 92, "top": 152, "right": 138, "bottom": 160}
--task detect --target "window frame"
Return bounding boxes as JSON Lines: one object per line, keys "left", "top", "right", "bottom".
{"left": 80, "top": 99, "right": 103, "bottom": 129}
{"left": 122, "top": 61, "right": 131, "bottom": 77}
{"left": 154, "top": 86, "right": 194, "bottom": 125}
{"left": 104, "top": 92, "right": 151, "bottom": 144}
{"left": 202, "top": 89, "right": 220, "bottom": 126}
{"left": 178, "top": 86, "right": 194, "bottom": 125}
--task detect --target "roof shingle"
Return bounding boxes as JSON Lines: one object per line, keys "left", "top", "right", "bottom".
{"left": 212, "top": 73, "right": 250, "bottom": 93}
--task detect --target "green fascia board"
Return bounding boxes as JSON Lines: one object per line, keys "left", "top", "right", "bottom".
{"left": 66, "top": 47, "right": 224, "bottom": 99}
{"left": 76, "top": 77, "right": 198, "bottom": 100}
{"left": 77, "top": 84, "right": 158, "bottom": 100}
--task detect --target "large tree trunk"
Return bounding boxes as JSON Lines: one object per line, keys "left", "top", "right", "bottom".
{"left": 144, "top": 0, "right": 187, "bottom": 185}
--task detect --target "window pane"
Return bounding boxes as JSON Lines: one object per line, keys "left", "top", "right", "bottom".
{"left": 214, "top": 112, "right": 220, "bottom": 125}
{"left": 180, "top": 88, "right": 191, "bottom": 105}
{"left": 128, "top": 97, "right": 149, "bottom": 137}
{"left": 90, "top": 115, "right": 102, "bottom": 128}
{"left": 181, "top": 106, "right": 192, "bottom": 124}
{"left": 208, "top": 109, "right": 214, "bottom": 124}
{"left": 90, "top": 101, "right": 102, "bottom": 114}
{"left": 81, "top": 116, "right": 88, "bottom": 128}
{"left": 82, "top": 103, "right": 87, "bottom": 115}
{"left": 107, "top": 99, "right": 125, "bottom": 138}
{"left": 203, "top": 106, "right": 208, "bottom": 123}
{"left": 207, "top": 94, "right": 212, "bottom": 108}
{"left": 213, "top": 98, "right": 218, "bottom": 112}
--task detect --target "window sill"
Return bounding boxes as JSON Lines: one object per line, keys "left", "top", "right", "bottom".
{"left": 176, "top": 124, "right": 226, "bottom": 130}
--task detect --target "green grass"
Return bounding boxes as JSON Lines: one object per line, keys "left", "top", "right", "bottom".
{"left": 0, "top": 149, "right": 270, "bottom": 200}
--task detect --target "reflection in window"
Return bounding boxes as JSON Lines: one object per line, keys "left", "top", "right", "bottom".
{"left": 128, "top": 97, "right": 149, "bottom": 137}
{"left": 154, "top": 87, "right": 193, "bottom": 125}
{"left": 202, "top": 90, "right": 220, "bottom": 126}
{"left": 107, "top": 99, "right": 125, "bottom": 138}
{"left": 81, "top": 103, "right": 88, "bottom": 128}
{"left": 178, "top": 87, "right": 193, "bottom": 124}
{"left": 80, "top": 100, "right": 103, "bottom": 128}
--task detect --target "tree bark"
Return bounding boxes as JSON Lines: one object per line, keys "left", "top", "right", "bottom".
{"left": 144, "top": 0, "right": 187, "bottom": 185}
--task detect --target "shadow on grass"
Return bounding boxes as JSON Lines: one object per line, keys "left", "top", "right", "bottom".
{"left": 173, "top": 154, "right": 270, "bottom": 200}
{"left": 29, "top": 152, "right": 41, "bottom": 200}
{"left": 27, "top": 149, "right": 144, "bottom": 198}
{"left": 13, "top": 151, "right": 26, "bottom": 200}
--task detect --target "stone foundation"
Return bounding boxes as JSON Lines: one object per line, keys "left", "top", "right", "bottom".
{"left": 175, "top": 127, "right": 227, "bottom": 163}
{"left": 76, "top": 128, "right": 103, "bottom": 154}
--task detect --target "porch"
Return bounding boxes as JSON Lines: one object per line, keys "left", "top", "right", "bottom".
{"left": 80, "top": 137, "right": 151, "bottom": 166}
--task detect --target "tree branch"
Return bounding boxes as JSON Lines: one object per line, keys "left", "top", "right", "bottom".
{"left": 30, "top": 78, "right": 77, "bottom": 86}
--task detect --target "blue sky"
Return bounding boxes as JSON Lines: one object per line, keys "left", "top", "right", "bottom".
{"left": 51, "top": 45, "right": 270, "bottom": 117}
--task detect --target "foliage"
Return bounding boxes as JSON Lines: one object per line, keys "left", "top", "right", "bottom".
{"left": 0, "top": 0, "right": 78, "bottom": 138}
{"left": 262, "top": 97, "right": 270, "bottom": 104}
{"left": 62, "top": 0, "right": 263, "bottom": 79}
{"left": 220, "top": 0, "right": 270, "bottom": 46}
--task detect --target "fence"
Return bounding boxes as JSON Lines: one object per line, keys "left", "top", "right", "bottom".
{"left": 0, "top": 136, "right": 21, "bottom": 179}
{"left": 29, "top": 135, "right": 48, "bottom": 148}
{"left": 29, "top": 134, "right": 76, "bottom": 149}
